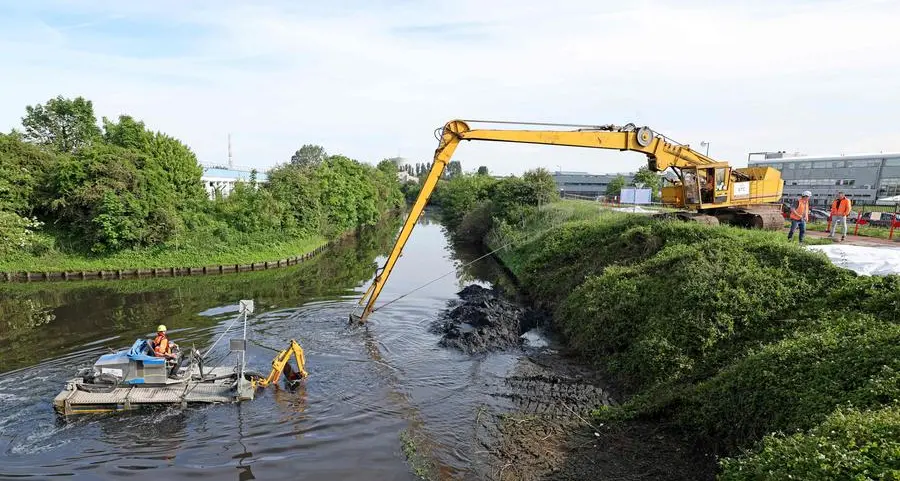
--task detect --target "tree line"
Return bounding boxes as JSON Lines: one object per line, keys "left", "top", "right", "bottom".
{"left": 0, "top": 95, "right": 403, "bottom": 257}
{"left": 396, "top": 160, "right": 464, "bottom": 179}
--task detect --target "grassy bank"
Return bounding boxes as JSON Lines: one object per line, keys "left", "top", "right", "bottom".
{"left": 435, "top": 171, "right": 899, "bottom": 480}
{"left": 0, "top": 230, "right": 326, "bottom": 272}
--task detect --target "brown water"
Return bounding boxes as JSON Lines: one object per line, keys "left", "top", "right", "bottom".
{"left": 0, "top": 212, "right": 553, "bottom": 480}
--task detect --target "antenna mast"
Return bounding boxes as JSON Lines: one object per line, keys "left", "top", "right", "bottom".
{"left": 228, "top": 133, "right": 233, "bottom": 169}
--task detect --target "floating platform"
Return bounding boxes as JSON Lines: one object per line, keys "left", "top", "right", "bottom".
{"left": 53, "top": 336, "right": 256, "bottom": 415}
{"left": 53, "top": 366, "right": 253, "bottom": 415}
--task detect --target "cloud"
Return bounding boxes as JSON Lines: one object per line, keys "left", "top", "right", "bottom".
{"left": 0, "top": 0, "right": 898, "bottom": 175}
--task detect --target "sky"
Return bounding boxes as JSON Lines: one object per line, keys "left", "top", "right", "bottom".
{"left": 0, "top": 0, "right": 898, "bottom": 176}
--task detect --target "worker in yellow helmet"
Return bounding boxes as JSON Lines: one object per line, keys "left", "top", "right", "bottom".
{"left": 152, "top": 324, "right": 178, "bottom": 359}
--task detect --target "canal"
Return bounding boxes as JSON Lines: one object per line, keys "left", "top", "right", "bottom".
{"left": 0, "top": 211, "right": 558, "bottom": 480}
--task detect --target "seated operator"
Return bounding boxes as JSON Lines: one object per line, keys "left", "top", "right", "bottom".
{"left": 152, "top": 324, "right": 178, "bottom": 359}
{"left": 701, "top": 172, "right": 714, "bottom": 203}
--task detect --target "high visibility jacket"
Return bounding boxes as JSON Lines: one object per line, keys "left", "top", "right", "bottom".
{"left": 790, "top": 197, "right": 809, "bottom": 221}
{"left": 831, "top": 197, "right": 851, "bottom": 216}
{"left": 153, "top": 334, "right": 170, "bottom": 356}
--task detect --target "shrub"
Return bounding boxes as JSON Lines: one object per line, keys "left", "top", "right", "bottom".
{"left": 718, "top": 405, "right": 900, "bottom": 481}
{"left": 454, "top": 200, "right": 495, "bottom": 244}
{"left": 680, "top": 314, "right": 900, "bottom": 451}
{"left": 556, "top": 235, "right": 850, "bottom": 389}
{"left": 827, "top": 274, "right": 900, "bottom": 320}
{"left": 0, "top": 210, "right": 45, "bottom": 254}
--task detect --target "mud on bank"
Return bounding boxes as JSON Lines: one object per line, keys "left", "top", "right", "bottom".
{"left": 429, "top": 284, "right": 717, "bottom": 480}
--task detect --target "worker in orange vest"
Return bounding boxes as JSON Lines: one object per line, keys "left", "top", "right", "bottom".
{"left": 152, "top": 324, "right": 177, "bottom": 359}
{"left": 787, "top": 191, "right": 811, "bottom": 243}
{"left": 828, "top": 191, "right": 852, "bottom": 241}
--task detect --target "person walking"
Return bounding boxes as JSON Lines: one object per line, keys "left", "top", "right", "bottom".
{"left": 787, "top": 191, "right": 811, "bottom": 243}
{"left": 828, "top": 191, "right": 852, "bottom": 241}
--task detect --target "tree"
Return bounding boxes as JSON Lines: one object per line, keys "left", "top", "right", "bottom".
{"left": 290, "top": 144, "right": 327, "bottom": 167}
{"left": 523, "top": 168, "right": 558, "bottom": 205}
{"left": 606, "top": 175, "right": 626, "bottom": 197}
{"left": 632, "top": 166, "right": 662, "bottom": 201}
{"left": 101, "top": 115, "right": 150, "bottom": 150}
{"left": 377, "top": 158, "right": 399, "bottom": 176}
{"left": 445, "top": 160, "right": 463, "bottom": 178}
{"left": 477, "top": 166, "right": 489, "bottom": 176}
{"left": 0, "top": 133, "right": 59, "bottom": 216}
{"left": 21, "top": 95, "right": 101, "bottom": 153}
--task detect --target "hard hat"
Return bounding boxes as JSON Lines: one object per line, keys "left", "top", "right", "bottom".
{"left": 157, "top": 324, "right": 167, "bottom": 332}
{"left": 802, "top": 191, "right": 811, "bottom": 197}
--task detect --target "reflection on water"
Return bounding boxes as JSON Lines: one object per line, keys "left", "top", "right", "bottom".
{"left": 0, "top": 216, "right": 400, "bottom": 374}
{"left": 0, "top": 209, "right": 545, "bottom": 480}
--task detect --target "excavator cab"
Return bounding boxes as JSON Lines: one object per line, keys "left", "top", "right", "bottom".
{"left": 680, "top": 168, "right": 702, "bottom": 206}
{"left": 683, "top": 165, "right": 731, "bottom": 207}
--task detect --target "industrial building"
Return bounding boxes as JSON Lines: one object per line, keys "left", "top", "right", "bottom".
{"left": 551, "top": 171, "right": 633, "bottom": 198}
{"left": 748, "top": 151, "right": 900, "bottom": 207}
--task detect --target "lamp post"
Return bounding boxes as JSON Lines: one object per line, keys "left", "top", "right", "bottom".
{"left": 634, "top": 182, "right": 645, "bottom": 213}
{"left": 700, "top": 141, "right": 710, "bottom": 157}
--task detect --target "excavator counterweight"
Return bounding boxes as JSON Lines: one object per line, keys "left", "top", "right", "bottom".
{"left": 352, "top": 119, "right": 785, "bottom": 322}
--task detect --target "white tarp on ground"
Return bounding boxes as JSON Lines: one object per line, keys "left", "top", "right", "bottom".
{"left": 806, "top": 244, "right": 900, "bottom": 276}
{"left": 611, "top": 206, "right": 656, "bottom": 214}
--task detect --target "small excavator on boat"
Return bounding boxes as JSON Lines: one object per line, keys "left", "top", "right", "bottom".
{"left": 54, "top": 300, "right": 308, "bottom": 415}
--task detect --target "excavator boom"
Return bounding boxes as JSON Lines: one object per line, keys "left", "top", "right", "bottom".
{"left": 352, "top": 120, "right": 783, "bottom": 322}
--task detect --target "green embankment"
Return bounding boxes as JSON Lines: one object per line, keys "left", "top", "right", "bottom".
{"left": 435, "top": 167, "right": 900, "bottom": 481}
{"left": 0, "top": 232, "right": 326, "bottom": 272}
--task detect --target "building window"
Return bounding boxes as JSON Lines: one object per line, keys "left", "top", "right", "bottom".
{"left": 796, "top": 162, "right": 811, "bottom": 169}
{"left": 885, "top": 159, "right": 900, "bottom": 167}
{"left": 848, "top": 159, "right": 881, "bottom": 168}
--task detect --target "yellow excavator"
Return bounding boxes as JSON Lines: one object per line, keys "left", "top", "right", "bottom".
{"left": 254, "top": 339, "right": 308, "bottom": 388}
{"left": 351, "top": 119, "right": 784, "bottom": 322}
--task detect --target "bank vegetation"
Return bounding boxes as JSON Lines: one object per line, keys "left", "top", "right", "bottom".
{"left": 0, "top": 95, "right": 403, "bottom": 271}
{"left": 433, "top": 171, "right": 899, "bottom": 480}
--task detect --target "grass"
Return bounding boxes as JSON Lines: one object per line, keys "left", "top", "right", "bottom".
{"left": 0, "top": 230, "right": 327, "bottom": 272}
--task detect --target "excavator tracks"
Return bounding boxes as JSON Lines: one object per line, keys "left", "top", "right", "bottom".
{"left": 653, "top": 205, "right": 783, "bottom": 231}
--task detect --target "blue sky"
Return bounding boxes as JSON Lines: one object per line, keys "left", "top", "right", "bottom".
{"left": 1, "top": 0, "right": 898, "bottom": 175}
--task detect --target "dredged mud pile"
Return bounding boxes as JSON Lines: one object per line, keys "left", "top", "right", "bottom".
{"left": 430, "top": 284, "right": 540, "bottom": 354}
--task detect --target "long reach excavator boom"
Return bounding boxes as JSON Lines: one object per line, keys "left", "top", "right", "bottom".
{"left": 351, "top": 120, "right": 784, "bottom": 322}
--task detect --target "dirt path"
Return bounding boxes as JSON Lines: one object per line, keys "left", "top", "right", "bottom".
{"left": 784, "top": 227, "right": 900, "bottom": 247}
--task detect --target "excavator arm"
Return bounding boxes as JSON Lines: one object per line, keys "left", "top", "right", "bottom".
{"left": 256, "top": 339, "right": 308, "bottom": 388}
{"left": 352, "top": 119, "right": 742, "bottom": 322}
